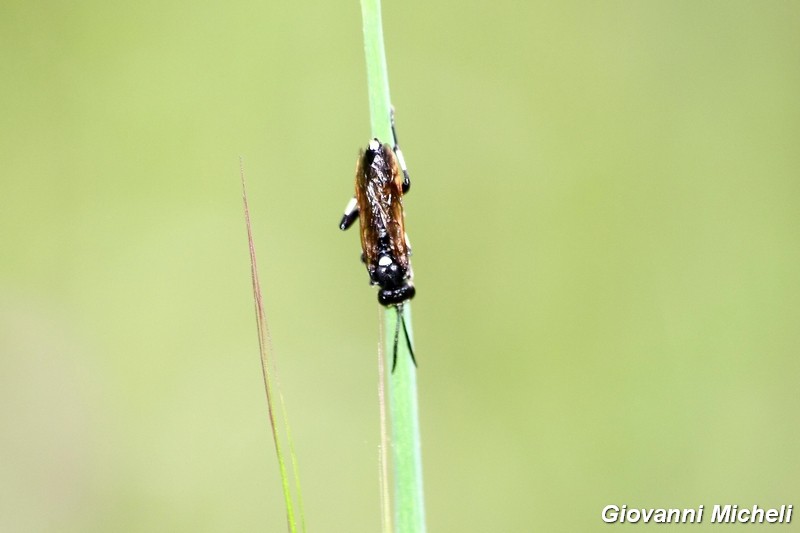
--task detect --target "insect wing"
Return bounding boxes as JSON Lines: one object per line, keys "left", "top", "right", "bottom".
{"left": 382, "top": 144, "right": 410, "bottom": 270}
{"left": 354, "top": 149, "right": 380, "bottom": 274}
{"left": 355, "top": 142, "right": 411, "bottom": 280}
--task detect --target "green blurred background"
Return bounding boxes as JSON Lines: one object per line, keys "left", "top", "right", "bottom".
{"left": 1, "top": 1, "right": 798, "bottom": 531}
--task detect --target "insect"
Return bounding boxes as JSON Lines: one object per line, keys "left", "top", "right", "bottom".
{"left": 339, "top": 109, "right": 416, "bottom": 371}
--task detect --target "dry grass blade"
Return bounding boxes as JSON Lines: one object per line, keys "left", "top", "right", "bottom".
{"left": 240, "top": 158, "right": 305, "bottom": 533}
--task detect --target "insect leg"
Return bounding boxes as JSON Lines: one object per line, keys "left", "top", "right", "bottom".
{"left": 390, "top": 106, "right": 411, "bottom": 194}
{"left": 339, "top": 196, "right": 359, "bottom": 230}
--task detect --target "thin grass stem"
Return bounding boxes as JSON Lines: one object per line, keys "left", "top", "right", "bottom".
{"left": 359, "top": 2, "right": 427, "bottom": 531}
{"left": 241, "top": 160, "right": 305, "bottom": 533}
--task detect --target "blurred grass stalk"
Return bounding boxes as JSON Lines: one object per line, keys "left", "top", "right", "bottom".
{"left": 241, "top": 165, "right": 305, "bottom": 533}
{"left": 359, "top": 1, "right": 427, "bottom": 531}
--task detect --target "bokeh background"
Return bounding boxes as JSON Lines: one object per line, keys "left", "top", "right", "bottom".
{"left": 2, "top": 1, "right": 798, "bottom": 531}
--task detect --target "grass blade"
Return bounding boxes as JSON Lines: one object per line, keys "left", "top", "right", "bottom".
{"left": 240, "top": 159, "right": 305, "bottom": 533}
{"left": 359, "top": 2, "right": 427, "bottom": 531}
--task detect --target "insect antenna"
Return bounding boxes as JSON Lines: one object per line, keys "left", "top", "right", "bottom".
{"left": 391, "top": 305, "right": 402, "bottom": 372}
{"left": 401, "top": 307, "right": 417, "bottom": 367}
{"left": 391, "top": 303, "right": 417, "bottom": 372}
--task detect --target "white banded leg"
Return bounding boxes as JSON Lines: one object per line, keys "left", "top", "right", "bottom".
{"left": 390, "top": 106, "right": 411, "bottom": 194}
{"left": 339, "top": 196, "right": 359, "bottom": 230}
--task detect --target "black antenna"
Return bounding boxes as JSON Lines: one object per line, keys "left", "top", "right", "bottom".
{"left": 391, "top": 304, "right": 417, "bottom": 372}
{"left": 401, "top": 310, "right": 416, "bottom": 367}
{"left": 391, "top": 306, "right": 402, "bottom": 372}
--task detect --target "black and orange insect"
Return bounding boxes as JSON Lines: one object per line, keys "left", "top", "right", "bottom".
{"left": 339, "top": 110, "right": 416, "bottom": 370}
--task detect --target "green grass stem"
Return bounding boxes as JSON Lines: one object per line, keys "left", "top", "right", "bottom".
{"left": 359, "top": 1, "right": 427, "bottom": 531}
{"left": 383, "top": 305, "right": 426, "bottom": 532}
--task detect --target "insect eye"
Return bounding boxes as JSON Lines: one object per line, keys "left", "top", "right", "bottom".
{"left": 378, "top": 284, "right": 415, "bottom": 306}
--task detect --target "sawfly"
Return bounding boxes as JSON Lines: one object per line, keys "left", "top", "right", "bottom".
{"left": 339, "top": 109, "right": 416, "bottom": 371}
